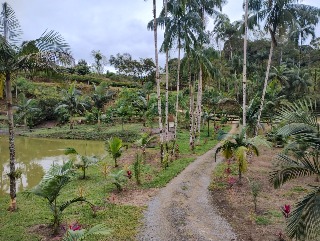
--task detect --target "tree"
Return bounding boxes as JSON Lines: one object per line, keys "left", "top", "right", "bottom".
{"left": 249, "top": 0, "right": 320, "bottom": 133}
{"left": 146, "top": 0, "right": 164, "bottom": 163}
{"left": 75, "top": 59, "right": 90, "bottom": 75}
{"left": 215, "top": 128, "right": 269, "bottom": 182}
{"left": 55, "top": 83, "right": 89, "bottom": 129}
{"left": 14, "top": 93, "right": 39, "bottom": 129}
{"left": 242, "top": 0, "right": 248, "bottom": 131}
{"left": 106, "top": 137, "right": 123, "bottom": 167}
{"left": 91, "top": 50, "right": 107, "bottom": 75}
{"left": 0, "top": 2, "right": 73, "bottom": 211}
{"left": 270, "top": 99, "right": 320, "bottom": 240}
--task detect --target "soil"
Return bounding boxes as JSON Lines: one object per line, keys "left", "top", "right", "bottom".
{"left": 210, "top": 145, "right": 318, "bottom": 241}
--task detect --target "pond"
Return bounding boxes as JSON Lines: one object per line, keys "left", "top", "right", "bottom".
{"left": 0, "top": 136, "right": 106, "bottom": 195}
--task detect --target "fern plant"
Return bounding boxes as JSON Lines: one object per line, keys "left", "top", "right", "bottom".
{"left": 270, "top": 99, "right": 320, "bottom": 240}
{"left": 27, "top": 161, "right": 93, "bottom": 233}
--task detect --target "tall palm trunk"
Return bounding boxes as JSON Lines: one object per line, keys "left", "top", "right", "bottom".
{"left": 3, "top": 7, "right": 17, "bottom": 211}
{"left": 164, "top": 0, "right": 169, "bottom": 147}
{"left": 153, "top": 0, "right": 164, "bottom": 162}
{"left": 242, "top": 0, "right": 248, "bottom": 131}
{"left": 5, "top": 71, "right": 17, "bottom": 211}
{"left": 173, "top": 38, "right": 181, "bottom": 142}
{"left": 256, "top": 36, "right": 275, "bottom": 134}
{"left": 188, "top": 61, "right": 195, "bottom": 152}
{"left": 196, "top": 66, "right": 203, "bottom": 143}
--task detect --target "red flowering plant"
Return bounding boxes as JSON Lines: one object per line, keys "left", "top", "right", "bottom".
{"left": 281, "top": 204, "right": 291, "bottom": 218}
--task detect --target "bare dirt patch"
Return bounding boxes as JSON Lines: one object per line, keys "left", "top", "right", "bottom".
{"left": 107, "top": 188, "right": 159, "bottom": 207}
{"left": 210, "top": 146, "right": 318, "bottom": 241}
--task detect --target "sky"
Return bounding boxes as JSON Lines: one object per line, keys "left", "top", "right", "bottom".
{"left": 4, "top": 0, "right": 320, "bottom": 70}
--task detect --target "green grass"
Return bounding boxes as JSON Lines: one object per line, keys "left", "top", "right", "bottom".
{"left": 0, "top": 166, "right": 143, "bottom": 241}
{"left": 255, "top": 215, "right": 272, "bottom": 225}
{"left": 143, "top": 157, "right": 194, "bottom": 188}
{"left": 20, "top": 123, "right": 143, "bottom": 142}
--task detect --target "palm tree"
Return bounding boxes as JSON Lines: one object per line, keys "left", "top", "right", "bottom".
{"left": 106, "top": 137, "right": 123, "bottom": 167}
{"left": 0, "top": 2, "right": 73, "bottom": 211}
{"left": 146, "top": 0, "right": 164, "bottom": 163}
{"left": 55, "top": 83, "right": 89, "bottom": 129}
{"left": 215, "top": 128, "right": 269, "bottom": 181}
{"left": 14, "top": 93, "right": 39, "bottom": 129}
{"left": 242, "top": 0, "right": 249, "bottom": 131}
{"left": 249, "top": 0, "right": 320, "bottom": 133}
{"left": 28, "top": 161, "right": 92, "bottom": 234}
{"left": 270, "top": 99, "right": 320, "bottom": 240}
{"left": 64, "top": 147, "right": 98, "bottom": 179}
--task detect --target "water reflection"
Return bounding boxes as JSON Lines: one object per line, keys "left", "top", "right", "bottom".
{"left": 0, "top": 136, "right": 106, "bottom": 194}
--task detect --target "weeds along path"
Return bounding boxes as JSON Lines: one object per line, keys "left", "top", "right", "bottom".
{"left": 137, "top": 124, "right": 238, "bottom": 241}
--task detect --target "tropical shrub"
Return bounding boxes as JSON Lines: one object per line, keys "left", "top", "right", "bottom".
{"left": 106, "top": 137, "right": 123, "bottom": 167}
{"left": 109, "top": 170, "right": 127, "bottom": 192}
{"left": 27, "top": 161, "right": 93, "bottom": 233}
{"left": 64, "top": 147, "right": 99, "bottom": 179}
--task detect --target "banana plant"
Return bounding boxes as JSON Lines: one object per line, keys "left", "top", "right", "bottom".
{"left": 64, "top": 147, "right": 98, "bottom": 179}
{"left": 27, "top": 161, "right": 93, "bottom": 233}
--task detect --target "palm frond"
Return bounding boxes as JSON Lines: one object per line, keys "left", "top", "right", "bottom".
{"left": 270, "top": 154, "right": 318, "bottom": 188}
{"left": 287, "top": 186, "right": 320, "bottom": 240}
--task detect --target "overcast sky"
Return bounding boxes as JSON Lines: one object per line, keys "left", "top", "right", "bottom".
{"left": 4, "top": 0, "right": 320, "bottom": 70}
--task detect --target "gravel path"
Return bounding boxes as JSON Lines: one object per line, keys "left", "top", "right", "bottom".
{"left": 137, "top": 125, "right": 237, "bottom": 241}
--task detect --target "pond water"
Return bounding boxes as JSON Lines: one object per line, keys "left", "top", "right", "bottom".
{"left": 0, "top": 136, "right": 106, "bottom": 195}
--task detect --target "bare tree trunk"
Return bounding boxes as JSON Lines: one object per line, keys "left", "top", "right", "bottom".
{"left": 242, "top": 0, "right": 248, "bottom": 131}
{"left": 256, "top": 39, "right": 275, "bottom": 134}
{"left": 5, "top": 71, "right": 17, "bottom": 211}
{"left": 153, "top": 0, "right": 164, "bottom": 162}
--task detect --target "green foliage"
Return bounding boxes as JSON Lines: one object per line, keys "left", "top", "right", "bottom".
{"left": 62, "top": 223, "right": 111, "bottom": 241}
{"left": 27, "top": 161, "right": 90, "bottom": 233}
{"left": 248, "top": 179, "right": 262, "bottom": 213}
{"left": 109, "top": 170, "right": 127, "bottom": 192}
{"left": 134, "top": 154, "right": 143, "bottom": 185}
{"left": 106, "top": 137, "right": 123, "bottom": 167}
{"left": 215, "top": 128, "right": 270, "bottom": 181}
{"left": 64, "top": 147, "right": 98, "bottom": 179}
{"left": 270, "top": 99, "right": 320, "bottom": 240}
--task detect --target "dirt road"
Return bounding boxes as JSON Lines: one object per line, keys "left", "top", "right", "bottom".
{"left": 137, "top": 125, "right": 237, "bottom": 241}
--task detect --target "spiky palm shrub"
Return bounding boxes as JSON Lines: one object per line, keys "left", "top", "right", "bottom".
{"left": 64, "top": 147, "right": 98, "bottom": 179}
{"left": 28, "top": 161, "right": 92, "bottom": 233}
{"left": 215, "top": 128, "right": 269, "bottom": 182}
{"left": 106, "top": 137, "right": 123, "bottom": 167}
{"left": 136, "top": 133, "right": 156, "bottom": 161}
{"left": 270, "top": 99, "right": 320, "bottom": 240}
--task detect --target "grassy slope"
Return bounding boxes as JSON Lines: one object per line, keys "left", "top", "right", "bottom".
{"left": 0, "top": 124, "right": 230, "bottom": 240}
